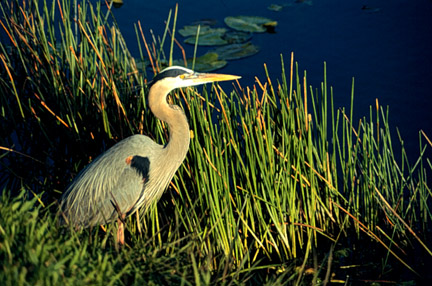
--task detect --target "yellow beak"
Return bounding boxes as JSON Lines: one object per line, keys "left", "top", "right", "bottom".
{"left": 185, "top": 72, "right": 241, "bottom": 85}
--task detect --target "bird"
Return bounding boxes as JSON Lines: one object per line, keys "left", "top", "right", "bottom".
{"left": 60, "top": 66, "right": 240, "bottom": 244}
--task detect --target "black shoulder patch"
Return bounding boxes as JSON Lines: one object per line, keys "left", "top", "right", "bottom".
{"left": 130, "top": 155, "right": 150, "bottom": 179}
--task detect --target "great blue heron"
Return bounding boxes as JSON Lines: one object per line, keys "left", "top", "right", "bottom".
{"left": 60, "top": 66, "right": 240, "bottom": 244}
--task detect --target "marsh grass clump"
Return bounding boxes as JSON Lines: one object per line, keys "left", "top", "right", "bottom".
{"left": 0, "top": 0, "right": 148, "bottom": 197}
{"left": 1, "top": 0, "right": 431, "bottom": 284}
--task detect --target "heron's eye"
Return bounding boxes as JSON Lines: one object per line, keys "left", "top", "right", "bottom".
{"left": 179, "top": 74, "right": 186, "bottom": 79}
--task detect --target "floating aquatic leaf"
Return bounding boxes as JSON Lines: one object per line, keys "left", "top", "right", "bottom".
{"left": 179, "top": 26, "right": 226, "bottom": 38}
{"left": 295, "top": 0, "right": 313, "bottom": 5}
{"left": 223, "top": 31, "right": 252, "bottom": 44}
{"left": 173, "top": 52, "right": 227, "bottom": 72}
{"left": 135, "top": 59, "right": 151, "bottom": 70}
{"left": 190, "top": 19, "right": 218, "bottom": 26}
{"left": 178, "top": 25, "right": 212, "bottom": 37}
{"left": 210, "top": 42, "right": 259, "bottom": 60}
{"left": 224, "top": 16, "right": 277, "bottom": 33}
{"left": 180, "top": 25, "right": 228, "bottom": 46}
{"left": 193, "top": 54, "right": 227, "bottom": 72}
{"left": 184, "top": 31, "right": 228, "bottom": 46}
{"left": 268, "top": 4, "right": 283, "bottom": 11}
{"left": 263, "top": 21, "right": 278, "bottom": 27}
{"left": 361, "top": 5, "right": 381, "bottom": 13}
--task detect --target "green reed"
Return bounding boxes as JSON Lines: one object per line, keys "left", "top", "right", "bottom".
{"left": 1, "top": 0, "right": 431, "bottom": 284}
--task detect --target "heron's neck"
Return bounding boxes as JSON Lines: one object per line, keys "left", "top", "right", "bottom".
{"left": 148, "top": 88, "right": 191, "bottom": 162}
{"left": 164, "top": 107, "right": 190, "bottom": 159}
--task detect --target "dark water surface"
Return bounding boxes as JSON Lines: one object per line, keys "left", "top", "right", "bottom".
{"left": 109, "top": 0, "right": 432, "bottom": 159}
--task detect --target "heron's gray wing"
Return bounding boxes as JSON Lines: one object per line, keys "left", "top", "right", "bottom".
{"left": 61, "top": 135, "right": 162, "bottom": 227}
{"left": 105, "top": 155, "right": 151, "bottom": 219}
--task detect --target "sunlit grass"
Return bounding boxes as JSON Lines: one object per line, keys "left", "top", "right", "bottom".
{"left": 1, "top": 0, "right": 431, "bottom": 284}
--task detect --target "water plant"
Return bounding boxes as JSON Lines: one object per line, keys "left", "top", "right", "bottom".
{"left": 1, "top": 0, "right": 431, "bottom": 284}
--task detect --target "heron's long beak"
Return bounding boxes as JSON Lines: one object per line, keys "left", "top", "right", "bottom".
{"left": 186, "top": 72, "right": 241, "bottom": 85}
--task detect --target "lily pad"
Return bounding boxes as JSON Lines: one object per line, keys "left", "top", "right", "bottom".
{"left": 173, "top": 53, "right": 227, "bottom": 72}
{"left": 210, "top": 42, "right": 259, "bottom": 60}
{"left": 223, "top": 31, "right": 252, "bottom": 44}
{"left": 135, "top": 58, "right": 151, "bottom": 70}
{"left": 190, "top": 19, "right": 218, "bottom": 26}
{"left": 295, "top": 0, "right": 313, "bottom": 5}
{"left": 361, "top": 5, "right": 381, "bottom": 13}
{"left": 178, "top": 25, "right": 212, "bottom": 37}
{"left": 179, "top": 25, "right": 227, "bottom": 38}
{"left": 224, "top": 16, "right": 277, "bottom": 33}
{"left": 268, "top": 4, "right": 283, "bottom": 11}
{"left": 184, "top": 31, "right": 228, "bottom": 46}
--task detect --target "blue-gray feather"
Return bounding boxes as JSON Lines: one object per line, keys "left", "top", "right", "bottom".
{"left": 61, "top": 135, "right": 166, "bottom": 226}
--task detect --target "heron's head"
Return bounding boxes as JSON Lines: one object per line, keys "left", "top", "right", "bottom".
{"left": 148, "top": 66, "right": 241, "bottom": 91}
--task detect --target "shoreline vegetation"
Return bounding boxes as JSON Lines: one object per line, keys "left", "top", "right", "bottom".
{"left": 1, "top": 1, "right": 431, "bottom": 284}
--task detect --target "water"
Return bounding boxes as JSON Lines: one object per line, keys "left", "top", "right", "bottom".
{"left": 106, "top": 0, "right": 432, "bottom": 161}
